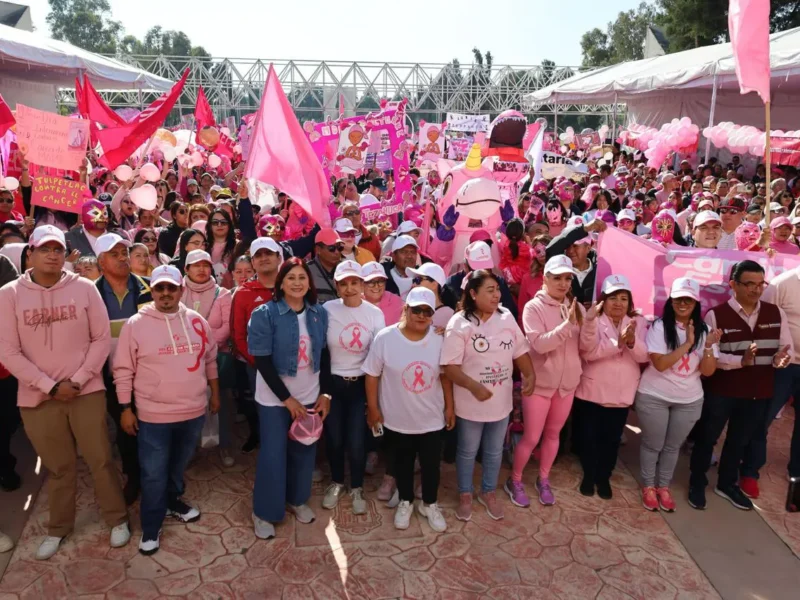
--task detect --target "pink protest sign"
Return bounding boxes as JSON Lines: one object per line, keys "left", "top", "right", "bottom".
{"left": 31, "top": 176, "right": 90, "bottom": 214}
{"left": 596, "top": 227, "right": 800, "bottom": 319}
{"left": 417, "top": 123, "right": 444, "bottom": 163}
{"left": 15, "top": 104, "right": 89, "bottom": 171}
{"left": 335, "top": 123, "right": 369, "bottom": 173}
{"left": 447, "top": 138, "right": 471, "bottom": 161}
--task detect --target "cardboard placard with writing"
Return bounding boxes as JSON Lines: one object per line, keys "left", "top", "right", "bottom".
{"left": 15, "top": 105, "right": 89, "bottom": 172}
{"left": 31, "top": 176, "right": 89, "bottom": 214}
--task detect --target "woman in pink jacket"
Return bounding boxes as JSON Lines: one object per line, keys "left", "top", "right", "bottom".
{"left": 182, "top": 250, "right": 235, "bottom": 467}
{"left": 506, "top": 254, "right": 584, "bottom": 508}
{"left": 574, "top": 275, "right": 649, "bottom": 500}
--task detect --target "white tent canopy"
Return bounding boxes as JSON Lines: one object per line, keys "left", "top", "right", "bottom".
{"left": 525, "top": 27, "right": 800, "bottom": 132}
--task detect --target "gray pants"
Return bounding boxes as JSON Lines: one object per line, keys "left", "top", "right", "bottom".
{"left": 636, "top": 392, "right": 703, "bottom": 488}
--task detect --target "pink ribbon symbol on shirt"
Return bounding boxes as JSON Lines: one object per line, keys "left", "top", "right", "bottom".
{"left": 349, "top": 326, "right": 363, "bottom": 349}
{"left": 298, "top": 339, "right": 310, "bottom": 366}
{"left": 677, "top": 354, "right": 691, "bottom": 373}
{"left": 412, "top": 365, "right": 426, "bottom": 389}
{"left": 187, "top": 318, "right": 208, "bottom": 373}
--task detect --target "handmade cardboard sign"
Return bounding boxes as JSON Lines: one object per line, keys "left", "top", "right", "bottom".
{"left": 15, "top": 104, "right": 89, "bottom": 171}
{"left": 31, "top": 176, "right": 90, "bottom": 214}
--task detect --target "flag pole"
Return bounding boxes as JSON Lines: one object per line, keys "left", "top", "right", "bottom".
{"left": 765, "top": 101, "right": 772, "bottom": 227}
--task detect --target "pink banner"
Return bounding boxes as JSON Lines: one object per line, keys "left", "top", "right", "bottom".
{"left": 596, "top": 227, "right": 800, "bottom": 319}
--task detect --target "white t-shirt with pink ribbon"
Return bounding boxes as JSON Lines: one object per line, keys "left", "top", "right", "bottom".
{"left": 362, "top": 325, "right": 445, "bottom": 434}
{"left": 324, "top": 299, "right": 386, "bottom": 377}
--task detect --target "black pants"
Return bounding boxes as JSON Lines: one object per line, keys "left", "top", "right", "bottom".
{"left": 689, "top": 395, "right": 769, "bottom": 490}
{"left": 573, "top": 398, "right": 629, "bottom": 485}
{"left": 324, "top": 376, "right": 368, "bottom": 488}
{"left": 0, "top": 376, "right": 20, "bottom": 478}
{"left": 386, "top": 428, "right": 442, "bottom": 505}
{"left": 104, "top": 365, "right": 139, "bottom": 484}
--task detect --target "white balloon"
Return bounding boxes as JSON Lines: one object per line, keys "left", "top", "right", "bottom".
{"left": 114, "top": 165, "right": 133, "bottom": 182}
{"left": 140, "top": 163, "right": 161, "bottom": 182}
{"left": 208, "top": 154, "right": 222, "bottom": 169}
{"left": 191, "top": 152, "right": 204, "bottom": 167}
{"left": 1, "top": 176, "right": 19, "bottom": 191}
{"left": 162, "top": 146, "right": 177, "bottom": 162}
{"left": 130, "top": 184, "right": 158, "bottom": 210}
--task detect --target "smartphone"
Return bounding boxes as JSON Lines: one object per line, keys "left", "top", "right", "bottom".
{"left": 787, "top": 476, "right": 800, "bottom": 512}
{"left": 372, "top": 423, "right": 384, "bottom": 438}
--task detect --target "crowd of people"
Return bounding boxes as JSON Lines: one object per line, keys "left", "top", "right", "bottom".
{"left": 0, "top": 143, "right": 798, "bottom": 562}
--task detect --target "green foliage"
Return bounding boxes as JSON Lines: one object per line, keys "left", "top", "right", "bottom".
{"left": 580, "top": 1, "right": 658, "bottom": 67}
{"left": 46, "top": 0, "right": 122, "bottom": 54}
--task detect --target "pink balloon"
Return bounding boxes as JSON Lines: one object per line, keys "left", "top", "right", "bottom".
{"left": 140, "top": 163, "right": 160, "bottom": 182}
{"left": 114, "top": 165, "right": 133, "bottom": 182}
{"left": 130, "top": 184, "right": 157, "bottom": 210}
{"left": 208, "top": 154, "right": 222, "bottom": 169}
{"left": 190, "top": 152, "right": 204, "bottom": 167}
{"left": 162, "top": 146, "right": 177, "bottom": 162}
{"left": 177, "top": 153, "right": 191, "bottom": 167}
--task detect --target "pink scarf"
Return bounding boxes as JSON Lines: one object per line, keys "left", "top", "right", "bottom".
{"left": 182, "top": 276, "right": 218, "bottom": 319}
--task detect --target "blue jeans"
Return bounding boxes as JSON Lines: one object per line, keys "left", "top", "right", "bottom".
{"left": 456, "top": 416, "right": 509, "bottom": 494}
{"left": 324, "top": 376, "right": 368, "bottom": 488}
{"left": 253, "top": 403, "right": 317, "bottom": 523}
{"left": 138, "top": 415, "right": 205, "bottom": 539}
{"left": 742, "top": 364, "right": 800, "bottom": 479}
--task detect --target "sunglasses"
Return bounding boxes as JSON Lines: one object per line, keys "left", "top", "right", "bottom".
{"left": 322, "top": 243, "right": 345, "bottom": 252}
{"left": 338, "top": 230, "right": 356, "bottom": 239}
{"left": 211, "top": 219, "right": 228, "bottom": 226}
{"left": 176, "top": 209, "right": 187, "bottom": 215}
{"left": 0, "top": 198, "right": 14, "bottom": 204}
{"left": 141, "top": 236, "right": 157, "bottom": 243}
{"left": 412, "top": 276, "right": 435, "bottom": 285}
{"left": 409, "top": 306, "right": 434, "bottom": 318}
{"left": 718, "top": 208, "right": 741, "bottom": 215}
{"left": 343, "top": 211, "right": 360, "bottom": 217}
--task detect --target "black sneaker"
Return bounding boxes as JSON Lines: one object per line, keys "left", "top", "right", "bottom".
{"left": 123, "top": 477, "right": 140, "bottom": 506}
{"left": 0, "top": 470, "right": 21, "bottom": 492}
{"left": 688, "top": 485, "right": 707, "bottom": 510}
{"left": 167, "top": 499, "right": 201, "bottom": 523}
{"left": 241, "top": 436, "right": 260, "bottom": 454}
{"left": 579, "top": 478, "right": 594, "bottom": 497}
{"left": 715, "top": 485, "right": 753, "bottom": 510}
{"left": 596, "top": 480, "right": 612, "bottom": 500}
{"left": 138, "top": 530, "right": 161, "bottom": 556}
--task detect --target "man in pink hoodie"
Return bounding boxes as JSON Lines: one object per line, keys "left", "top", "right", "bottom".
{"left": 0, "top": 225, "right": 129, "bottom": 561}
{"left": 113, "top": 265, "right": 219, "bottom": 556}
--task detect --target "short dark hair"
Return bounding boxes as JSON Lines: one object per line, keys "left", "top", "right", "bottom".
{"left": 273, "top": 257, "right": 318, "bottom": 305}
{"left": 730, "top": 260, "right": 764, "bottom": 282}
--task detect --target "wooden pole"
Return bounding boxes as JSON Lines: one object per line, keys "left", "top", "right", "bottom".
{"left": 765, "top": 101, "right": 772, "bottom": 227}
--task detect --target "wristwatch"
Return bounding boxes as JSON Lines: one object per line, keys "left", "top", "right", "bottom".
{"left": 320, "top": 394, "right": 332, "bottom": 401}
{"left": 120, "top": 403, "right": 132, "bottom": 411}
{"left": 48, "top": 382, "right": 60, "bottom": 397}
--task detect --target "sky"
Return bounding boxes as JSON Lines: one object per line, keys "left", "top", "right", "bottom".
{"left": 24, "top": 0, "right": 645, "bottom": 67}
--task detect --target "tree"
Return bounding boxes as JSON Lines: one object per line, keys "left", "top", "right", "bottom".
{"left": 656, "top": 0, "right": 727, "bottom": 51}
{"left": 580, "top": 2, "right": 657, "bottom": 67}
{"left": 46, "top": 0, "right": 122, "bottom": 54}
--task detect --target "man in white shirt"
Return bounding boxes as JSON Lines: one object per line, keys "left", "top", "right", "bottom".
{"left": 717, "top": 197, "right": 745, "bottom": 251}
{"left": 382, "top": 235, "right": 419, "bottom": 300}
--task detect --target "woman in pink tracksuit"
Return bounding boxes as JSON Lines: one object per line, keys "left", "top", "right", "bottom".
{"left": 506, "top": 254, "right": 584, "bottom": 508}
{"left": 573, "top": 274, "right": 649, "bottom": 500}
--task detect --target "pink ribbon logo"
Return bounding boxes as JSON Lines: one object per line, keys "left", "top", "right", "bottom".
{"left": 187, "top": 318, "right": 208, "bottom": 373}
{"left": 298, "top": 339, "right": 310, "bottom": 366}
{"left": 412, "top": 365, "right": 426, "bottom": 390}
{"left": 349, "top": 326, "right": 363, "bottom": 349}
{"left": 677, "top": 355, "right": 691, "bottom": 373}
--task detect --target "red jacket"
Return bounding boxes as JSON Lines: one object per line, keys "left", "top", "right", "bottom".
{"left": 230, "top": 279, "right": 274, "bottom": 365}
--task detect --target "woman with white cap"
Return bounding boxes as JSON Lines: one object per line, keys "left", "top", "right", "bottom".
{"left": 334, "top": 217, "right": 376, "bottom": 265}
{"left": 574, "top": 275, "right": 649, "bottom": 499}
{"left": 635, "top": 277, "right": 720, "bottom": 512}
{"left": 506, "top": 255, "right": 584, "bottom": 509}
{"left": 363, "top": 287, "right": 455, "bottom": 532}
{"left": 407, "top": 262, "right": 454, "bottom": 330}
{"left": 362, "top": 261, "right": 404, "bottom": 326}
{"left": 321, "top": 261, "right": 385, "bottom": 515}
{"left": 380, "top": 220, "right": 423, "bottom": 260}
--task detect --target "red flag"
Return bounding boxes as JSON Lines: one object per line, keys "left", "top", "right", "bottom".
{"left": 97, "top": 69, "right": 190, "bottom": 169}
{"left": 0, "top": 94, "right": 14, "bottom": 139}
{"left": 83, "top": 76, "right": 127, "bottom": 127}
{"left": 194, "top": 86, "right": 235, "bottom": 158}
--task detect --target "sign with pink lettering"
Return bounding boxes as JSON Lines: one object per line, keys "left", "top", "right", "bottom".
{"left": 15, "top": 104, "right": 89, "bottom": 171}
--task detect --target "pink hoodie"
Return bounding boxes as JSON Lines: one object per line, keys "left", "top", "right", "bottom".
{"left": 576, "top": 313, "right": 649, "bottom": 407}
{"left": 113, "top": 303, "right": 219, "bottom": 424}
{"left": 522, "top": 290, "right": 583, "bottom": 397}
{"left": 372, "top": 291, "right": 404, "bottom": 326}
{"left": 182, "top": 277, "right": 232, "bottom": 351}
{"left": 0, "top": 270, "right": 111, "bottom": 408}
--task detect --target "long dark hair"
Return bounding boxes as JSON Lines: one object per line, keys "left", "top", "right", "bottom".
{"left": 273, "top": 257, "right": 318, "bottom": 305}
{"left": 505, "top": 218, "right": 524, "bottom": 260}
{"left": 661, "top": 298, "right": 706, "bottom": 353}
{"left": 205, "top": 209, "right": 236, "bottom": 263}
{"left": 458, "top": 269, "right": 502, "bottom": 325}
{"left": 169, "top": 201, "right": 188, "bottom": 229}
{"left": 174, "top": 228, "right": 205, "bottom": 274}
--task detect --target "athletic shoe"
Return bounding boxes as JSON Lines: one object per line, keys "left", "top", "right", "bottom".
{"left": 287, "top": 504, "right": 315, "bottom": 524}
{"left": 220, "top": 448, "right": 235, "bottom": 468}
{"left": 456, "top": 492, "right": 472, "bottom": 522}
{"left": 394, "top": 500, "right": 413, "bottom": 530}
{"left": 656, "top": 487, "right": 676, "bottom": 512}
{"left": 739, "top": 476, "right": 760, "bottom": 499}
{"left": 596, "top": 480, "right": 612, "bottom": 500}
{"left": 365, "top": 452, "right": 379, "bottom": 476}
{"left": 350, "top": 488, "right": 367, "bottom": 515}
{"left": 35, "top": 536, "right": 63, "bottom": 560}
{"left": 138, "top": 531, "right": 161, "bottom": 556}
{"left": 418, "top": 502, "right": 447, "bottom": 532}
{"left": 715, "top": 485, "right": 753, "bottom": 510}
{"left": 109, "top": 522, "right": 131, "bottom": 548}
{"left": 478, "top": 491, "right": 504, "bottom": 520}
{"left": 387, "top": 488, "right": 400, "bottom": 508}
{"left": 536, "top": 478, "right": 555, "bottom": 506}
{"left": 240, "top": 436, "right": 259, "bottom": 454}
{"left": 253, "top": 515, "right": 275, "bottom": 540}
{"left": 0, "top": 531, "right": 12, "bottom": 553}
{"left": 641, "top": 486, "right": 659, "bottom": 511}
{"left": 688, "top": 486, "right": 706, "bottom": 510}
{"left": 504, "top": 477, "right": 530, "bottom": 508}
{"left": 579, "top": 478, "right": 594, "bottom": 497}
{"left": 167, "top": 500, "right": 201, "bottom": 523}
{"left": 322, "top": 483, "right": 345, "bottom": 510}
{"left": 377, "top": 475, "right": 395, "bottom": 501}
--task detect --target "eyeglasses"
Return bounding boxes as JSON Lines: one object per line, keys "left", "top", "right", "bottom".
{"left": 34, "top": 246, "right": 65, "bottom": 255}
{"left": 409, "top": 306, "right": 434, "bottom": 318}
{"left": 718, "top": 208, "right": 741, "bottom": 215}
{"left": 365, "top": 279, "right": 386, "bottom": 287}
{"left": 412, "top": 276, "right": 435, "bottom": 285}
{"left": 735, "top": 280, "right": 769, "bottom": 291}
{"left": 141, "top": 236, "right": 157, "bottom": 243}
{"left": 211, "top": 219, "right": 227, "bottom": 226}
{"left": 343, "top": 211, "right": 360, "bottom": 217}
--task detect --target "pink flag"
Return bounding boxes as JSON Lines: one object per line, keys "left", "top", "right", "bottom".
{"left": 0, "top": 94, "right": 15, "bottom": 139}
{"left": 729, "top": 0, "right": 771, "bottom": 104}
{"left": 245, "top": 65, "right": 331, "bottom": 227}
{"left": 83, "top": 76, "right": 127, "bottom": 127}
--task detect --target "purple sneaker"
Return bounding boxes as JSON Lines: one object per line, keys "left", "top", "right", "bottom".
{"left": 504, "top": 477, "right": 530, "bottom": 508}
{"left": 536, "top": 477, "right": 555, "bottom": 506}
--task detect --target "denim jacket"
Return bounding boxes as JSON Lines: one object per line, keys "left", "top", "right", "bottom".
{"left": 247, "top": 299, "right": 328, "bottom": 376}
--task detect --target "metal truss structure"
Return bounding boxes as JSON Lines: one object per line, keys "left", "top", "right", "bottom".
{"left": 55, "top": 56, "right": 620, "bottom": 126}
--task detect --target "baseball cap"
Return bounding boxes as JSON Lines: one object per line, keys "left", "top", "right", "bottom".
{"left": 150, "top": 265, "right": 183, "bottom": 288}
{"left": 770, "top": 216, "right": 792, "bottom": 230}
{"left": 185, "top": 249, "right": 212, "bottom": 267}
{"left": 615, "top": 165, "right": 630, "bottom": 175}
{"left": 97, "top": 192, "right": 113, "bottom": 203}
{"left": 392, "top": 234, "right": 418, "bottom": 253}
{"left": 791, "top": 215, "right": 800, "bottom": 226}
{"left": 249, "top": 237, "right": 282, "bottom": 255}
{"left": 405, "top": 287, "right": 436, "bottom": 310}
{"left": 659, "top": 173, "right": 676, "bottom": 183}
{"left": 746, "top": 203, "right": 763, "bottom": 215}
{"left": 769, "top": 202, "right": 784, "bottom": 212}
{"left": 408, "top": 263, "right": 446, "bottom": 287}
{"left": 210, "top": 185, "right": 222, "bottom": 194}
{"left": 187, "top": 178, "right": 198, "bottom": 187}
{"left": 29, "top": 225, "right": 66, "bottom": 249}
{"left": 361, "top": 261, "right": 387, "bottom": 281}
{"left": 371, "top": 177, "right": 388, "bottom": 191}
{"left": 396, "top": 220, "right": 422, "bottom": 236}
{"left": 334, "top": 260, "right": 363, "bottom": 281}
{"left": 333, "top": 217, "right": 357, "bottom": 233}
{"left": 697, "top": 197, "right": 715, "bottom": 211}
{"left": 601, "top": 274, "right": 631, "bottom": 295}
{"left": 95, "top": 233, "right": 132, "bottom": 255}
{"left": 682, "top": 175, "right": 693, "bottom": 183}
{"left": 719, "top": 196, "right": 746, "bottom": 211}
{"left": 216, "top": 188, "right": 233, "bottom": 199}
{"left": 464, "top": 241, "right": 494, "bottom": 270}
{"left": 469, "top": 229, "right": 491, "bottom": 243}
{"left": 544, "top": 255, "right": 577, "bottom": 276}
{"left": 670, "top": 277, "right": 700, "bottom": 301}
{"left": 315, "top": 228, "right": 343, "bottom": 246}
{"left": 617, "top": 208, "right": 636, "bottom": 223}
{"left": 693, "top": 211, "right": 722, "bottom": 228}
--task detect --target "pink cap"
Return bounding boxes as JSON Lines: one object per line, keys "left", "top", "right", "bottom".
{"left": 315, "top": 228, "right": 342, "bottom": 246}
{"left": 770, "top": 216, "right": 792, "bottom": 230}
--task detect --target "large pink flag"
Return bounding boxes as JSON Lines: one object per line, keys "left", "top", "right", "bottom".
{"left": 245, "top": 65, "right": 331, "bottom": 227}
{"left": 729, "top": 0, "right": 771, "bottom": 104}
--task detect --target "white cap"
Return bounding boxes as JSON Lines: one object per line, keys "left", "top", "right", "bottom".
{"left": 249, "top": 237, "right": 282, "bottom": 255}
{"left": 670, "top": 277, "right": 700, "bottom": 301}
{"left": 185, "top": 249, "right": 212, "bottom": 267}
{"left": 392, "top": 234, "right": 418, "bottom": 253}
{"left": 769, "top": 202, "right": 784, "bottom": 212}
{"left": 791, "top": 215, "right": 800, "bottom": 226}
{"left": 150, "top": 265, "right": 183, "bottom": 288}
{"left": 617, "top": 208, "right": 636, "bottom": 222}
{"left": 210, "top": 185, "right": 222, "bottom": 193}
{"left": 693, "top": 211, "right": 722, "bottom": 228}
{"left": 361, "top": 261, "right": 387, "bottom": 281}
{"left": 396, "top": 220, "right": 422, "bottom": 235}
{"left": 464, "top": 241, "right": 494, "bottom": 270}
{"left": 405, "top": 287, "right": 436, "bottom": 310}
{"left": 95, "top": 233, "right": 131, "bottom": 255}
{"left": 544, "top": 254, "right": 577, "bottom": 276}
{"left": 601, "top": 274, "right": 631, "bottom": 295}
{"left": 408, "top": 263, "right": 446, "bottom": 287}
{"left": 333, "top": 217, "right": 357, "bottom": 233}
{"left": 334, "top": 260, "right": 363, "bottom": 281}
{"left": 29, "top": 225, "right": 66, "bottom": 249}
{"left": 697, "top": 198, "right": 715, "bottom": 210}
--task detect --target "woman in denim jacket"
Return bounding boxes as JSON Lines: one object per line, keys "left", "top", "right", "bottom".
{"left": 247, "top": 258, "right": 331, "bottom": 540}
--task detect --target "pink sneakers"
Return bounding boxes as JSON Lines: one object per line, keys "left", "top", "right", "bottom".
{"left": 656, "top": 487, "right": 676, "bottom": 512}
{"left": 642, "top": 486, "right": 659, "bottom": 511}
{"left": 478, "top": 491, "right": 504, "bottom": 520}
{"left": 456, "top": 493, "right": 472, "bottom": 521}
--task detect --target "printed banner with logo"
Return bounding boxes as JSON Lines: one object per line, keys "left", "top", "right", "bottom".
{"left": 538, "top": 152, "right": 589, "bottom": 180}
{"left": 767, "top": 136, "right": 800, "bottom": 167}
{"left": 445, "top": 113, "right": 490, "bottom": 133}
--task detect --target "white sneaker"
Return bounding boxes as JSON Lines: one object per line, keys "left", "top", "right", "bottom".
{"left": 287, "top": 504, "right": 315, "bottom": 524}
{"left": 253, "top": 515, "right": 275, "bottom": 540}
{"left": 365, "top": 452, "right": 379, "bottom": 476}
{"left": 312, "top": 468, "right": 323, "bottom": 483}
{"left": 350, "top": 488, "right": 367, "bottom": 515}
{"left": 0, "top": 531, "right": 13, "bottom": 553}
{"left": 387, "top": 487, "right": 400, "bottom": 508}
{"left": 138, "top": 531, "right": 161, "bottom": 556}
{"left": 418, "top": 502, "right": 447, "bottom": 532}
{"left": 220, "top": 448, "right": 235, "bottom": 468}
{"left": 109, "top": 522, "right": 131, "bottom": 548}
{"left": 394, "top": 500, "right": 413, "bottom": 530}
{"left": 36, "top": 536, "right": 63, "bottom": 560}
{"left": 322, "top": 483, "right": 345, "bottom": 510}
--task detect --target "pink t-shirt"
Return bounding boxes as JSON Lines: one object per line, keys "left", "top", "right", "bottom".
{"left": 440, "top": 308, "right": 530, "bottom": 422}
{"left": 375, "top": 292, "right": 404, "bottom": 326}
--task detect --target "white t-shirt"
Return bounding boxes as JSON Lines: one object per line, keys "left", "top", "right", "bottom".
{"left": 637, "top": 319, "right": 708, "bottom": 404}
{"left": 324, "top": 299, "right": 386, "bottom": 377}
{"left": 391, "top": 267, "right": 414, "bottom": 299}
{"left": 362, "top": 325, "right": 445, "bottom": 434}
{"left": 574, "top": 264, "right": 593, "bottom": 287}
{"left": 255, "top": 311, "right": 320, "bottom": 407}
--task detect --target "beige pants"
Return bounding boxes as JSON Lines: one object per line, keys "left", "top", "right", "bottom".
{"left": 21, "top": 391, "right": 127, "bottom": 537}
